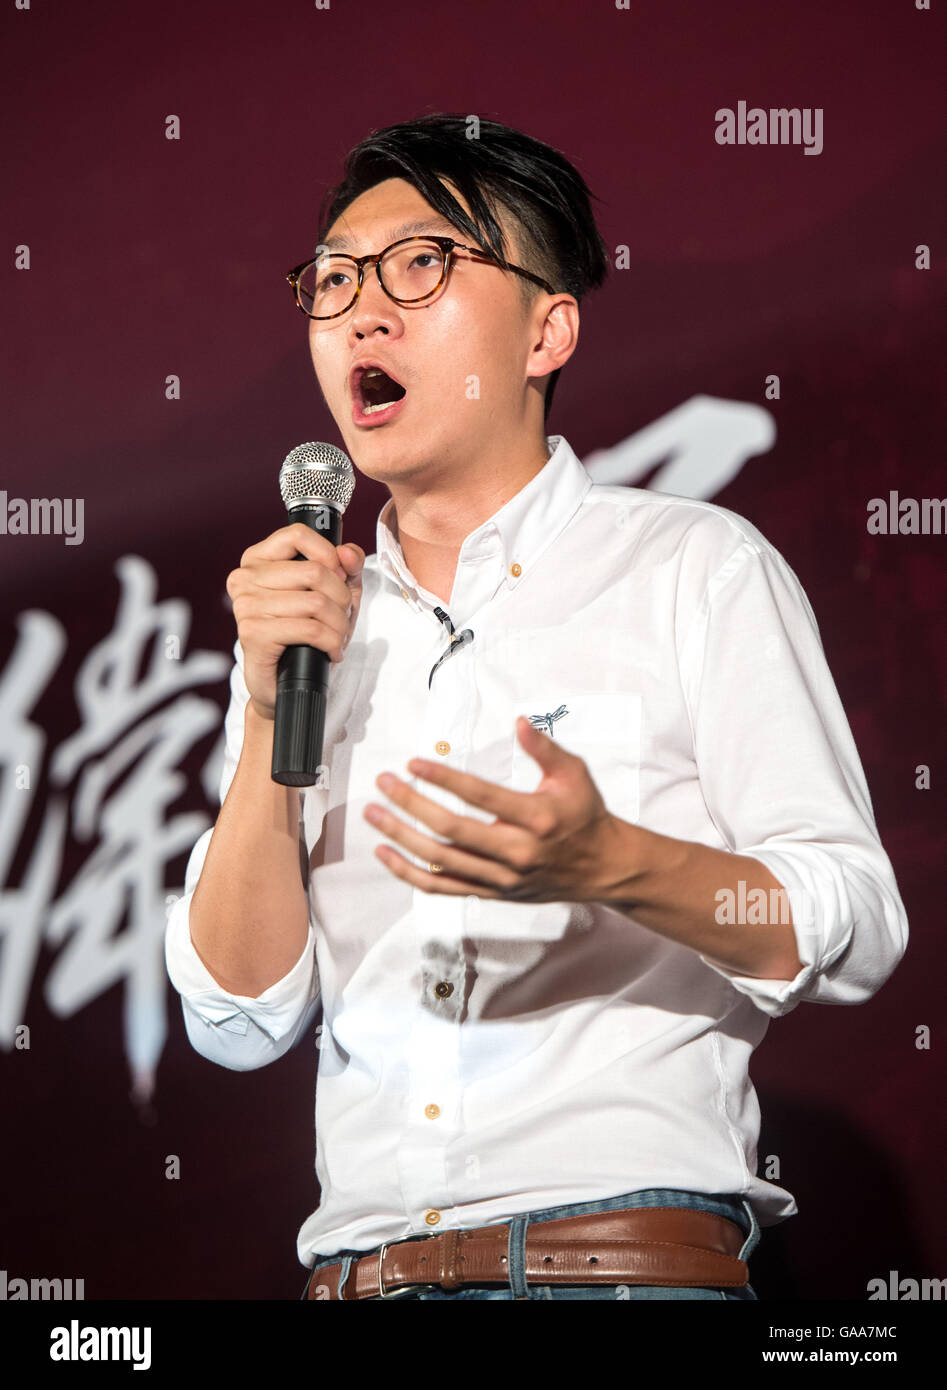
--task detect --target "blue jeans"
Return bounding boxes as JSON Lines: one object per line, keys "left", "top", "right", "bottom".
{"left": 301, "top": 1188, "right": 761, "bottom": 1300}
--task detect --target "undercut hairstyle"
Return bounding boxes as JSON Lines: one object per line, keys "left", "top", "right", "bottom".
{"left": 316, "top": 112, "right": 610, "bottom": 423}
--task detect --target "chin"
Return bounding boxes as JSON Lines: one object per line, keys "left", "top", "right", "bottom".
{"left": 338, "top": 420, "right": 425, "bottom": 467}
{"left": 337, "top": 435, "right": 406, "bottom": 482}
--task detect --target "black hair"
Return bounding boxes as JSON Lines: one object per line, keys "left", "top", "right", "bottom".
{"left": 316, "top": 112, "right": 609, "bottom": 424}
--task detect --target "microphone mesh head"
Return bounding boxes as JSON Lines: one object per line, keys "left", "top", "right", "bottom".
{"left": 279, "top": 442, "right": 356, "bottom": 512}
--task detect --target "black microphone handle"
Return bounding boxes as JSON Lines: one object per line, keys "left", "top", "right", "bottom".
{"left": 271, "top": 502, "right": 344, "bottom": 786}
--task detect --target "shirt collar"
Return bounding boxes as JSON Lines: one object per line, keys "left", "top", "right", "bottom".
{"left": 374, "top": 434, "right": 592, "bottom": 612}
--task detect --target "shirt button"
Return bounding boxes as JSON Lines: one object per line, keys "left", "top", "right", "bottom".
{"left": 510, "top": 563, "right": 522, "bottom": 578}
{"left": 400, "top": 587, "right": 409, "bottom": 600}
{"left": 425, "top": 1103, "right": 440, "bottom": 1119}
{"left": 425, "top": 1210, "right": 441, "bottom": 1226}
{"left": 434, "top": 981, "right": 453, "bottom": 998}
{"left": 435, "top": 741, "right": 450, "bottom": 755}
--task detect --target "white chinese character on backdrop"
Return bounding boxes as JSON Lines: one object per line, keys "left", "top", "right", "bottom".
{"left": 0, "top": 556, "right": 231, "bottom": 1110}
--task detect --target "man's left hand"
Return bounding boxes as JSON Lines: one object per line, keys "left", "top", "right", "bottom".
{"left": 362, "top": 715, "right": 628, "bottom": 902}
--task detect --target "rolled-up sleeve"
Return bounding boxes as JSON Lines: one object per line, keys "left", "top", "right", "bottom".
{"left": 680, "top": 532, "right": 908, "bottom": 1018}
{"left": 164, "top": 639, "right": 321, "bottom": 1068}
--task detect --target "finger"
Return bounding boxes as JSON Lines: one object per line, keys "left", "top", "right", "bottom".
{"left": 373, "top": 771, "right": 538, "bottom": 865}
{"left": 239, "top": 614, "right": 347, "bottom": 664}
{"left": 363, "top": 801, "right": 521, "bottom": 891}
{"left": 373, "top": 843, "right": 503, "bottom": 898}
{"left": 338, "top": 542, "right": 366, "bottom": 576}
{"left": 241, "top": 522, "right": 346, "bottom": 571}
{"left": 239, "top": 558, "right": 351, "bottom": 606}
{"left": 249, "top": 589, "right": 350, "bottom": 639}
{"left": 338, "top": 544, "right": 364, "bottom": 611}
{"left": 402, "top": 759, "right": 556, "bottom": 836}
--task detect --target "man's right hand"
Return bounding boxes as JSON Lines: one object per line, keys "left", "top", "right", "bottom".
{"left": 225, "top": 523, "right": 365, "bottom": 722}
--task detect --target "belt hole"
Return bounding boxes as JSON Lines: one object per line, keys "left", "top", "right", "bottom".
{"left": 588, "top": 1256, "right": 599, "bottom": 1264}
{"left": 543, "top": 1256, "right": 552, "bottom": 1264}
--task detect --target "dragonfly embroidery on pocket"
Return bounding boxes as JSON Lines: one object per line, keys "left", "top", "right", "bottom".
{"left": 527, "top": 704, "right": 569, "bottom": 737}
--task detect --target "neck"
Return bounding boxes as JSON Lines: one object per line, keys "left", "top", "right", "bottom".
{"left": 387, "top": 430, "right": 551, "bottom": 605}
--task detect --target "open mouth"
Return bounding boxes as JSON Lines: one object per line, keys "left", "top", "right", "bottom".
{"left": 355, "top": 366, "right": 407, "bottom": 416}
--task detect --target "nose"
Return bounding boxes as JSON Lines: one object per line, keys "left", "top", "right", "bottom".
{"left": 348, "top": 260, "right": 401, "bottom": 338}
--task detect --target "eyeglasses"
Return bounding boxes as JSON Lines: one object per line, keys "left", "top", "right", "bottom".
{"left": 286, "top": 235, "right": 556, "bottom": 321}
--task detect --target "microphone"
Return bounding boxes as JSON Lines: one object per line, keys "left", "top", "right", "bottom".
{"left": 271, "top": 442, "right": 356, "bottom": 786}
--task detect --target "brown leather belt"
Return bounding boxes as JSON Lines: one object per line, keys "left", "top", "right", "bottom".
{"left": 305, "top": 1205, "right": 749, "bottom": 1300}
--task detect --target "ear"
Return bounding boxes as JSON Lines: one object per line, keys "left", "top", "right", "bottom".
{"left": 526, "top": 294, "right": 580, "bottom": 386}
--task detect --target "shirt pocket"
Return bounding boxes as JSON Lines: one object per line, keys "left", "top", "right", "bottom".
{"left": 510, "top": 690, "right": 642, "bottom": 823}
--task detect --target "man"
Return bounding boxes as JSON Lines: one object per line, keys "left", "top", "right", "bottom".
{"left": 164, "top": 114, "right": 908, "bottom": 1301}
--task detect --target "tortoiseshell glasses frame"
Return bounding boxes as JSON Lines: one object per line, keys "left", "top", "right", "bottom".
{"left": 286, "top": 235, "right": 556, "bottom": 320}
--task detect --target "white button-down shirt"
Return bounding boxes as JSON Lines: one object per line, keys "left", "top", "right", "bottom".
{"left": 165, "top": 433, "right": 908, "bottom": 1267}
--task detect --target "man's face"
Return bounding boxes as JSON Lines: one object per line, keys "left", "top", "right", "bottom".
{"left": 308, "top": 177, "right": 544, "bottom": 485}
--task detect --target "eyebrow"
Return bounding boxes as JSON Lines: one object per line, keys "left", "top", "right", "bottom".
{"left": 322, "top": 217, "right": 464, "bottom": 253}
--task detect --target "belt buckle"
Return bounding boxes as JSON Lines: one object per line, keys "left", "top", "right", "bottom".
{"left": 376, "top": 1233, "right": 439, "bottom": 1300}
